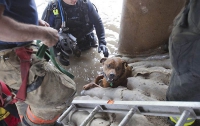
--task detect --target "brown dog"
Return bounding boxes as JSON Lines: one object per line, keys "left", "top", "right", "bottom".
{"left": 83, "top": 57, "right": 132, "bottom": 90}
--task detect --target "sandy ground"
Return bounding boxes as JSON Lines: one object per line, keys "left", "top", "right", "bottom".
{"left": 61, "top": 54, "right": 200, "bottom": 126}
{"left": 61, "top": 53, "right": 172, "bottom": 126}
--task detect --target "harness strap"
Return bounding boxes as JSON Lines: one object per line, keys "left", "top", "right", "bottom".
{"left": 0, "top": 81, "right": 11, "bottom": 106}
{"left": 0, "top": 76, "right": 45, "bottom": 107}
{"left": 0, "top": 81, "right": 17, "bottom": 106}
{"left": 0, "top": 81, "right": 11, "bottom": 96}
{"left": 0, "top": 84, "right": 4, "bottom": 106}
{"left": 49, "top": 47, "right": 74, "bottom": 79}
{"left": 15, "top": 47, "right": 33, "bottom": 101}
{"left": 36, "top": 44, "right": 74, "bottom": 79}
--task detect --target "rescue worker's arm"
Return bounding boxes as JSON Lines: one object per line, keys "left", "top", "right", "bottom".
{"left": 87, "top": 0, "right": 106, "bottom": 45}
{"left": 0, "top": 5, "right": 58, "bottom": 47}
{"left": 38, "top": 19, "right": 50, "bottom": 27}
{"left": 87, "top": 0, "right": 109, "bottom": 57}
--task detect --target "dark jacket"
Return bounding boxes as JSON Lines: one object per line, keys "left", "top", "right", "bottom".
{"left": 42, "top": 0, "right": 106, "bottom": 45}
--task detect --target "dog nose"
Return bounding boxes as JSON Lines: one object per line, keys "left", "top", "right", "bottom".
{"left": 109, "top": 73, "right": 115, "bottom": 79}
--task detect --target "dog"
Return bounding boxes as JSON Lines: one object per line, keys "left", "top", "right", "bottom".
{"left": 83, "top": 57, "right": 132, "bottom": 90}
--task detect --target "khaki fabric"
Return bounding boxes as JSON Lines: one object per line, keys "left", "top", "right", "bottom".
{"left": 0, "top": 45, "right": 76, "bottom": 122}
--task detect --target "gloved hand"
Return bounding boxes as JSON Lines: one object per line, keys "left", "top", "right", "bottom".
{"left": 98, "top": 44, "right": 109, "bottom": 57}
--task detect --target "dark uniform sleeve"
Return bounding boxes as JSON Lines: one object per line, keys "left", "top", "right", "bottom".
{"left": 41, "top": 5, "right": 49, "bottom": 21}
{"left": 0, "top": 0, "right": 10, "bottom": 10}
{"left": 41, "top": 2, "right": 56, "bottom": 28}
{"left": 87, "top": 0, "right": 106, "bottom": 45}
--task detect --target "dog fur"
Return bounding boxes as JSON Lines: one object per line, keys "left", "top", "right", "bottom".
{"left": 83, "top": 57, "right": 132, "bottom": 90}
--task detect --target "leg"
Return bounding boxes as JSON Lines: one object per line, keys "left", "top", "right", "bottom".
{"left": 77, "top": 36, "right": 91, "bottom": 51}
{"left": 23, "top": 54, "right": 76, "bottom": 125}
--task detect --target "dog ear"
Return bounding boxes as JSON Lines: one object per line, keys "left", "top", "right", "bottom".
{"left": 100, "top": 58, "right": 107, "bottom": 64}
{"left": 122, "top": 61, "right": 128, "bottom": 68}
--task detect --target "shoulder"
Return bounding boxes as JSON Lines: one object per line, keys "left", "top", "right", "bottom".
{"left": 50, "top": 0, "right": 57, "bottom": 3}
{"left": 85, "top": 0, "right": 92, "bottom": 6}
{"left": 48, "top": 0, "right": 58, "bottom": 7}
{"left": 46, "top": 0, "right": 59, "bottom": 11}
{"left": 78, "top": 0, "right": 92, "bottom": 6}
{"left": 0, "top": 0, "right": 8, "bottom": 6}
{"left": 82, "top": 0, "right": 94, "bottom": 10}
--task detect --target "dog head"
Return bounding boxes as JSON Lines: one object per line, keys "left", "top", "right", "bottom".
{"left": 100, "top": 57, "right": 129, "bottom": 84}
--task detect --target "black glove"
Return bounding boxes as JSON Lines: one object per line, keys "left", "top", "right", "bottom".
{"left": 98, "top": 44, "right": 109, "bottom": 57}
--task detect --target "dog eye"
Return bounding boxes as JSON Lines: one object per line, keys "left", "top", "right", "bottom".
{"left": 107, "top": 64, "right": 111, "bottom": 68}
{"left": 116, "top": 67, "right": 120, "bottom": 71}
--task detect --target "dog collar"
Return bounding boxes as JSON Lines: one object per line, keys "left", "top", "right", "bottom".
{"left": 103, "top": 72, "right": 113, "bottom": 87}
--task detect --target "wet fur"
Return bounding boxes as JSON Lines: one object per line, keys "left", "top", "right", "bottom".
{"left": 83, "top": 57, "right": 132, "bottom": 90}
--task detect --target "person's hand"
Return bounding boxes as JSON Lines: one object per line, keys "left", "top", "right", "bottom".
{"left": 38, "top": 20, "right": 58, "bottom": 47}
{"left": 42, "top": 27, "right": 59, "bottom": 47}
{"left": 98, "top": 44, "right": 109, "bottom": 57}
{"left": 38, "top": 19, "right": 50, "bottom": 27}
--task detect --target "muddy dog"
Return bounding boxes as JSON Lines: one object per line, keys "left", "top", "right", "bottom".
{"left": 83, "top": 57, "right": 132, "bottom": 90}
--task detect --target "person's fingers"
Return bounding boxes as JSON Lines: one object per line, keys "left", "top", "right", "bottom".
{"left": 42, "top": 27, "right": 59, "bottom": 47}
{"left": 45, "top": 22, "right": 50, "bottom": 27}
{"left": 98, "top": 45, "right": 109, "bottom": 57}
{"left": 103, "top": 47, "right": 109, "bottom": 57}
{"left": 102, "top": 46, "right": 105, "bottom": 53}
{"left": 38, "top": 19, "right": 45, "bottom": 26}
{"left": 98, "top": 46, "right": 101, "bottom": 53}
{"left": 39, "top": 19, "right": 50, "bottom": 27}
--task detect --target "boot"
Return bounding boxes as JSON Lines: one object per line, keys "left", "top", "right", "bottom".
{"left": 167, "top": 117, "right": 176, "bottom": 126}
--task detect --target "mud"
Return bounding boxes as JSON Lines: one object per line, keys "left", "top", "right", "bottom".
{"left": 62, "top": 54, "right": 172, "bottom": 126}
